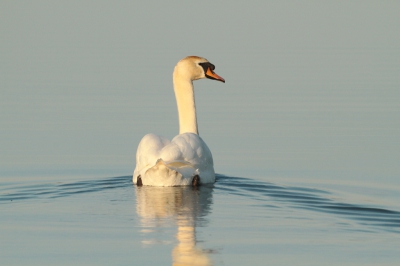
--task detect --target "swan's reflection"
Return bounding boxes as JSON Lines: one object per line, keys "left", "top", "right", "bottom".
{"left": 136, "top": 185, "right": 214, "bottom": 266}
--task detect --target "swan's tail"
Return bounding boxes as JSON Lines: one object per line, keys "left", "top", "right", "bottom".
{"left": 141, "top": 159, "right": 198, "bottom": 186}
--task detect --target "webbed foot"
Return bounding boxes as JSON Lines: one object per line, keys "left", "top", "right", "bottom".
{"left": 136, "top": 175, "right": 143, "bottom": 186}
{"left": 192, "top": 175, "right": 200, "bottom": 187}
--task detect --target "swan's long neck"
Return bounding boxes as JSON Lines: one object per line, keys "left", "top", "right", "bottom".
{"left": 173, "top": 71, "right": 198, "bottom": 135}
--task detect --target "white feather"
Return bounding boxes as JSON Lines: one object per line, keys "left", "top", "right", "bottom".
{"left": 133, "top": 133, "right": 214, "bottom": 186}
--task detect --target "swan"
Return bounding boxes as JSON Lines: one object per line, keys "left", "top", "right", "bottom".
{"left": 133, "top": 56, "right": 225, "bottom": 186}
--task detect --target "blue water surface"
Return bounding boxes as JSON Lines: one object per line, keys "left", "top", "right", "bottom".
{"left": 1, "top": 173, "right": 399, "bottom": 266}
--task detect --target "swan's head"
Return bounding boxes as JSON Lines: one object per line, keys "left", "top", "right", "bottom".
{"left": 174, "top": 56, "right": 225, "bottom": 83}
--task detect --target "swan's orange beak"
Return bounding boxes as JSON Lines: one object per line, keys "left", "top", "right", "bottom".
{"left": 206, "top": 68, "right": 225, "bottom": 83}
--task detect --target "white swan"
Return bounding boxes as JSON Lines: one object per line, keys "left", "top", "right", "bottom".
{"left": 133, "top": 56, "right": 225, "bottom": 186}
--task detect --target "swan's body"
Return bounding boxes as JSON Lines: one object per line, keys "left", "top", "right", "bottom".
{"left": 133, "top": 56, "right": 225, "bottom": 186}
{"left": 133, "top": 133, "right": 214, "bottom": 186}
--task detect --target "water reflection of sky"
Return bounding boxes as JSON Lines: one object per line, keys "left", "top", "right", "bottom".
{"left": 1, "top": 175, "right": 400, "bottom": 265}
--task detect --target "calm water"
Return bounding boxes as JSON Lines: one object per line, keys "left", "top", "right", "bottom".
{"left": 1, "top": 174, "right": 400, "bottom": 265}
{"left": 2, "top": 1, "right": 400, "bottom": 265}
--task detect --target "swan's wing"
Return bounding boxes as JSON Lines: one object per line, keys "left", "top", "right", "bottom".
{"left": 166, "top": 133, "right": 213, "bottom": 168}
{"left": 134, "top": 133, "right": 170, "bottom": 179}
{"left": 168, "top": 133, "right": 215, "bottom": 184}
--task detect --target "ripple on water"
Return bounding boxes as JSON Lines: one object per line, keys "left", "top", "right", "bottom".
{"left": 1, "top": 174, "right": 400, "bottom": 233}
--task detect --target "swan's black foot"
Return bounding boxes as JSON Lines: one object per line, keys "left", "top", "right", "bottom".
{"left": 192, "top": 175, "right": 200, "bottom": 187}
{"left": 136, "top": 175, "right": 143, "bottom": 186}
